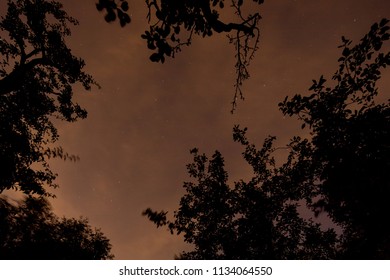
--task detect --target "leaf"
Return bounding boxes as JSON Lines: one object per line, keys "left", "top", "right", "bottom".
{"left": 120, "top": 1, "right": 129, "bottom": 12}
{"left": 96, "top": 3, "right": 104, "bottom": 11}
{"left": 342, "top": 47, "right": 350, "bottom": 57}
{"left": 149, "top": 53, "right": 160, "bottom": 62}
{"left": 104, "top": 11, "right": 116, "bottom": 23}
{"left": 174, "top": 25, "right": 180, "bottom": 34}
{"left": 380, "top": 18, "right": 389, "bottom": 27}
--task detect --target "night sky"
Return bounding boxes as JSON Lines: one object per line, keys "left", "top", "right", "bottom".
{"left": 11, "top": 0, "right": 388, "bottom": 259}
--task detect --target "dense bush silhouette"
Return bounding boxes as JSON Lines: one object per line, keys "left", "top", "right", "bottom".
{"left": 0, "top": 196, "right": 113, "bottom": 259}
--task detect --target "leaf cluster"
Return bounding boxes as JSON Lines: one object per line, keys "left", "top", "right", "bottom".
{"left": 96, "top": 0, "right": 131, "bottom": 27}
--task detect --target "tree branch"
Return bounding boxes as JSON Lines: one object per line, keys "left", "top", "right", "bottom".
{"left": 0, "top": 57, "right": 50, "bottom": 96}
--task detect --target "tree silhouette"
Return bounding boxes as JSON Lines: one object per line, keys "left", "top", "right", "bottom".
{"left": 143, "top": 139, "right": 338, "bottom": 260}
{"left": 0, "top": 195, "right": 113, "bottom": 259}
{"left": 0, "top": 0, "right": 114, "bottom": 260}
{"left": 144, "top": 19, "right": 390, "bottom": 259}
{"left": 0, "top": 0, "right": 97, "bottom": 196}
{"left": 96, "top": 0, "right": 263, "bottom": 111}
{"left": 279, "top": 18, "right": 390, "bottom": 259}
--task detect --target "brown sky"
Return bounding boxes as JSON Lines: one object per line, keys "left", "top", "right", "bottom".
{"left": 14, "top": 0, "right": 389, "bottom": 259}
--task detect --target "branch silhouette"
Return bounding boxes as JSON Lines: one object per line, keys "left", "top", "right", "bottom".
{"left": 96, "top": 0, "right": 263, "bottom": 112}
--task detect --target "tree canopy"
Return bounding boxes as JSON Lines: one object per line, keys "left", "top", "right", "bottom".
{"left": 0, "top": 0, "right": 111, "bottom": 259}
{"left": 143, "top": 18, "right": 390, "bottom": 259}
{"left": 279, "top": 18, "right": 390, "bottom": 258}
{"left": 96, "top": 0, "right": 263, "bottom": 111}
{"left": 0, "top": 0, "right": 97, "bottom": 196}
{"left": 0, "top": 195, "right": 113, "bottom": 259}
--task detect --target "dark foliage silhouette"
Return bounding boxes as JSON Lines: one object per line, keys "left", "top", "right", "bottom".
{"left": 279, "top": 18, "right": 390, "bottom": 259}
{"left": 0, "top": 0, "right": 113, "bottom": 260}
{"left": 97, "top": 0, "right": 263, "bottom": 111}
{"left": 143, "top": 140, "right": 338, "bottom": 260}
{"left": 96, "top": 0, "right": 131, "bottom": 27}
{"left": 144, "top": 19, "right": 390, "bottom": 259}
{"left": 0, "top": 0, "right": 97, "bottom": 196}
{"left": 0, "top": 195, "right": 113, "bottom": 259}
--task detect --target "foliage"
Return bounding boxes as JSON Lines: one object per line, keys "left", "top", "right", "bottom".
{"left": 279, "top": 18, "right": 390, "bottom": 259}
{"left": 144, "top": 144, "right": 337, "bottom": 259}
{"left": 0, "top": 0, "right": 97, "bottom": 196}
{"left": 96, "top": 0, "right": 131, "bottom": 27}
{"left": 144, "top": 19, "right": 390, "bottom": 259}
{"left": 97, "top": 0, "right": 263, "bottom": 111}
{"left": 0, "top": 195, "right": 113, "bottom": 259}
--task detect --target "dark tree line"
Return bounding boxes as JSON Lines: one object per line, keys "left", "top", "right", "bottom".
{"left": 0, "top": 196, "right": 113, "bottom": 259}
{"left": 144, "top": 19, "right": 390, "bottom": 259}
